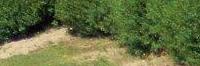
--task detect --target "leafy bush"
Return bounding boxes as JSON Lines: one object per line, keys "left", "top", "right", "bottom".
{"left": 0, "top": 0, "right": 55, "bottom": 43}
{"left": 1, "top": 0, "right": 199, "bottom": 65}
{"left": 146, "top": 0, "right": 200, "bottom": 65}
{"left": 55, "top": 0, "right": 200, "bottom": 65}
{"left": 119, "top": 0, "right": 200, "bottom": 65}
{"left": 0, "top": 0, "right": 42, "bottom": 42}
{"left": 117, "top": 0, "right": 200, "bottom": 65}
{"left": 116, "top": 0, "right": 159, "bottom": 56}
{"left": 55, "top": 0, "right": 123, "bottom": 37}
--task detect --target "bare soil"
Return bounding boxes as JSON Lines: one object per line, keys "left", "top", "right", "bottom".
{"left": 0, "top": 28, "right": 68, "bottom": 59}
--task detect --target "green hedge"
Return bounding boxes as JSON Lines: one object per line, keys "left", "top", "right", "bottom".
{"left": 146, "top": 0, "right": 200, "bottom": 65}
{"left": 0, "top": 0, "right": 55, "bottom": 43}
{"left": 55, "top": 0, "right": 200, "bottom": 65}
{"left": 1, "top": 0, "right": 199, "bottom": 65}
{"left": 116, "top": 0, "right": 155, "bottom": 56}
{"left": 0, "top": 0, "right": 43, "bottom": 42}
{"left": 118, "top": 0, "right": 200, "bottom": 65}
{"left": 116, "top": 0, "right": 200, "bottom": 65}
{"left": 55, "top": 0, "right": 123, "bottom": 36}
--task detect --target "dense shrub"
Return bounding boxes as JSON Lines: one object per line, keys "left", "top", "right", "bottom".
{"left": 55, "top": 0, "right": 200, "bottom": 65}
{"left": 118, "top": 0, "right": 200, "bottom": 65}
{"left": 116, "top": 0, "right": 200, "bottom": 65}
{"left": 55, "top": 0, "right": 123, "bottom": 37}
{"left": 117, "top": 0, "right": 158, "bottom": 56}
{"left": 146, "top": 0, "right": 200, "bottom": 65}
{"left": 0, "top": 0, "right": 55, "bottom": 43}
{"left": 1, "top": 0, "right": 199, "bottom": 65}
{"left": 0, "top": 0, "right": 42, "bottom": 42}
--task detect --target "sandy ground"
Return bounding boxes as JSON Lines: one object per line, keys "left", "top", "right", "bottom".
{"left": 0, "top": 28, "right": 69, "bottom": 59}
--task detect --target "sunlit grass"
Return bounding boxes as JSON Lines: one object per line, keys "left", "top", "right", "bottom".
{"left": 0, "top": 42, "right": 116, "bottom": 66}
{"left": 0, "top": 39, "right": 116, "bottom": 66}
{"left": 0, "top": 37, "right": 176, "bottom": 66}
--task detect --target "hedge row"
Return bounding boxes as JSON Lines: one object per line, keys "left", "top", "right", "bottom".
{"left": 0, "top": 0, "right": 55, "bottom": 43}
{"left": 146, "top": 0, "right": 200, "bottom": 65}
{"left": 1, "top": 0, "right": 199, "bottom": 65}
{"left": 56, "top": 0, "right": 200, "bottom": 65}
{"left": 0, "top": 0, "right": 41, "bottom": 42}
{"left": 55, "top": 0, "right": 124, "bottom": 36}
{"left": 119, "top": 0, "right": 200, "bottom": 65}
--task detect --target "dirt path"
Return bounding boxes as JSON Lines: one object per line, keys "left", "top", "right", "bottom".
{"left": 0, "top": 28, "right": 69, "bottom": 59}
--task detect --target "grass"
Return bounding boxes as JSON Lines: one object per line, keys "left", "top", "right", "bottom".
{"left": 0, "top": 36, "right": 176, "bottom": 66}
{"left": 0, "top": 38, "right": 118, "bottom": 66}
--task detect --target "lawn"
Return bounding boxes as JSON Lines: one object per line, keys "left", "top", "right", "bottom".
{"left": 0, "top": 38, "right": 118, "bottom": 66}
{"left": 0, "top": 37, "right": 175, "bottom": 66}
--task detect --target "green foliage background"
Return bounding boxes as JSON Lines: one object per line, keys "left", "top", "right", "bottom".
{"left": 0, "top": 0, "right": 42, "bottom": 42}
{"left": 0, "top": 0, "right": 200, "bottom": 65}
{"left": 147, "top": 0, "right": 200, "bottom": 65}
{"left": 55, "top": 0, "right": 123, "bottom": 36}
{"left": 56, "top": 0, "right": 200, "bottom": 65}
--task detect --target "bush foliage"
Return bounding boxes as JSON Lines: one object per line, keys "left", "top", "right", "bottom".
{"left": 55, "top": 0, "right": 124, "bottom": 36}
{"left": 0, "top": 0, "right": 42, "bottom": 42}
{"left": 146, "top": 0, "right": 200, "bottom": 65}
{"left": 0, "top": 0, "right": 55, "bottom": 42}
{"left": 0, "top": 0, "right": 200, "bottom": 65}
{"left": 56, "top": 0, "right": 200, "bottom": 65}
{"left": 119, "top": 0, "right": 200, "bottom": 65}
